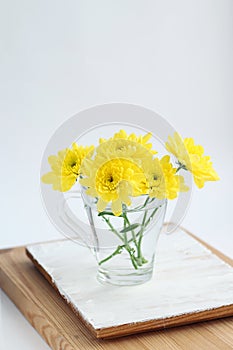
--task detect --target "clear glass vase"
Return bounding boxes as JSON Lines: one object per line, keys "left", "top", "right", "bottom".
{"left": 59, "top": 188, "right": 167, "bottom": 286}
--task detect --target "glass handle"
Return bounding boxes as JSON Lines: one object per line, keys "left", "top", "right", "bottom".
{"left": 58, "top": 190, "right": 91, "bottom": 247}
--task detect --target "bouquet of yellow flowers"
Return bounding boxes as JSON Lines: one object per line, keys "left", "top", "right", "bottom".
{"left": 42, "top": 130, "right": 219, "bottom": 280}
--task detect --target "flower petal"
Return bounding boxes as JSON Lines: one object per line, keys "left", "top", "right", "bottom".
{"left": 97, "top": 198, "right": 108, "bottom": 213}
{"left": 111, "top": 199, "right": 122, "bottom": 216}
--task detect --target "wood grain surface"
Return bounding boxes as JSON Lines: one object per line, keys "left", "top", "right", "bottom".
{"left": 1, "top": 228, "right": 233, "bottom": 349}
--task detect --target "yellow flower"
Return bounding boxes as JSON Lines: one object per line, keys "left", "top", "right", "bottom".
{"left": 143, "top": 155, "right": 189, "bottom": 200}
{"left": 80, "top": 137, "right": 155, "bottom": 215}
{"left": 42, "top": 143, "right": 94, "bottom": 192}
{"left": 99, "top": 129, "right": 157, "bottom": 155}
{"left": 166, "top": 132, "right": 219, "bottom": 188}
{"left": 165, "top": 132, "right": 190, "bottom": 168}
{"left": 95, "top": 138, "right": 153, "bottom": 167}
{"left": 80, "top": 157, "right": 147, "bottom": 216}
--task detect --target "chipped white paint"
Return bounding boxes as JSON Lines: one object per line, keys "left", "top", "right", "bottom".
{"left": 27, "top": 229, "right": 233, "bottom": 330}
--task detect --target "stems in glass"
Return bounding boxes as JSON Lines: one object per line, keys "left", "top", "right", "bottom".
{"left": 98, "top": 197, "right": 159, "bottom": 269}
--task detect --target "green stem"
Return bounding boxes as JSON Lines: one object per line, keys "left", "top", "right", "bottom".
{"left": 122, "top": 213, "right": 138, "bottom": 269}
{"left": 137, "top": 202, "right": 160, "bottom": 263}
{"left": 145, "top": 207, "right": 159, "bottom": 227}
{"left": 136, "top": 197, "right": 150, "bottom": 262}
{"left": 99, "top": 245, "right": 124, "bottom": 265}
{"left": 137, "top": 209, "right": 148, "bottom": 261}
{"left": 101, "top": 213, "right": 138, "bottom": 269}
{"left": 123, "top": 197, "right": 151, "bottom": 266}
{"left": 124, "top": 235, "right": 138, "bottom": 269}
{"left": 101, "top": 215, "right": 124, "bottom": 242}
{"left": 99, "top": 197, "right": 159, "bottom": 270}
{"left": 122, "top": 213, "right": 137, "bottom": 248}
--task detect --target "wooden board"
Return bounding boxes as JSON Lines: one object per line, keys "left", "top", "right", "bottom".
{"left": 1, "top": 228, "right": 233, "bottom": 349}
{"left": 24, "top": 227, "right": 233, "bottom": 339}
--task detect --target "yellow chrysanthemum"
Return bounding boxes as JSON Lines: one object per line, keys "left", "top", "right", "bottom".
{"left": 143, "top": 155, "right": 189, "bottom": 200}
{"left": 80, "top": 157, "right": 147, "bottom": 216}
{"left": 94, "top": 138, "right": 154, "bottom": 167}
{"left": 42, "top": 143, "right": 94, "bottom": 192}
{"left": 165, "top": 132, "right": 219, "bottom": 188}
{"left": 99, "top": 129, "right": 157, "bottom": 155}
{"left": 80, "top": 137, "right": 156, "bottom": 215}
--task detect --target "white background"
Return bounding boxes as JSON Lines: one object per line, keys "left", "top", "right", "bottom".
{"left": 1, "top": 1, "right": 232, "bottom": 349}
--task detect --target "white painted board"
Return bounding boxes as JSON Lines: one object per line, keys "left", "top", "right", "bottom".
{"left": 27, "top": 228, "right": 233, "bottom": 330}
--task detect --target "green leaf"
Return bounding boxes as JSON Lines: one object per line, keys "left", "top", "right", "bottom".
{"left": 98, "top": 211, "right": 115, "bottom": 217}
{"left": 98, "top": 211, "right": 123, "bottom": 217}
{"left": 120, "top": 223, "right": 140, "bottom": 233}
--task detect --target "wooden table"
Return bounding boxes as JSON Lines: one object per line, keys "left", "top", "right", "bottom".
{"left": 1, "top": 232, "right": 233, "bottom": 349}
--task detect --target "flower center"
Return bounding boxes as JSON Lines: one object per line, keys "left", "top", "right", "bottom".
{"left": 108, "top": 175, "right": 114, "bottom": 182}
